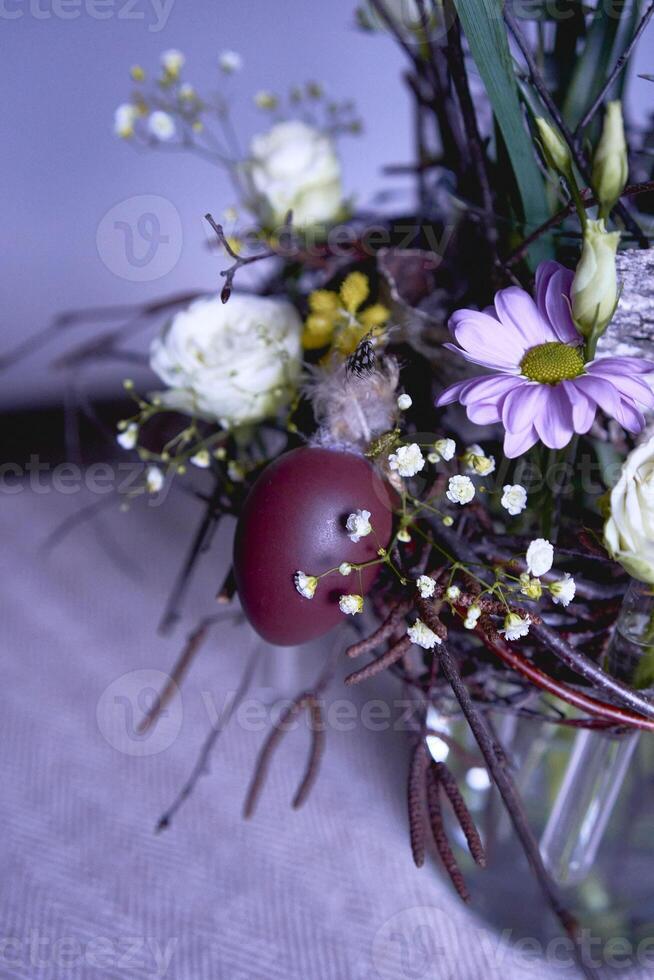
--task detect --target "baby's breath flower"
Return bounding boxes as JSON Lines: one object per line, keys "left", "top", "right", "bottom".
{"left": 214, "top": 447, "right": 227, "bottom": 460}
{"left": 500, "top": 613, "right": 531, "bottom": 642}
{"left": 219, "top": 50, "right": 242, "bottom": 73}
{"left": 464, "top": 604, "right": 481, "bottom": 630}
{"left": 442, "top": 516, "right": 454, "bottom": 527}
{"left": 114, "top": 103, "right": 137, "bottom": 138}
{"left": 148, "top": 110, "right": 176, "bottom": 141}
{"left": 432, "top": 438, "right": 456, "bottom": 462}
{"left": 227, "top": 461, "right": 245, "bottom": 482}
{"left": 145, "top": 466, "right": 164, "bottom": 494}
{"left": 339, "top": 562, "right": 352, "bottom": 576}
{"left": 445, "top": 585, "right": 461, "bottom": 601}
{"left": 407, "top": 619, "right": 442, "bottom": 650}
{"left": 295, "top": 571, "right": 317, "bottom": 600}
{"left": 116, "top": 423, "right": 138, "bottom": 450}
{"left": 388, "top": 443, "right": 425, "bottom": 478}
{"left": 346, "top": 508, "right": 372, "bottom": 543}
{"left": 161, "top": 49, "right": 185, "bottom": 77}
{"left": 397, "top": 393, "right": 412, "bottom": 411}
{"left": 446, "top": 475, "right": 475, "bottom": 506}
{"left": 339, "top": 594, "right": 364, "bottom": 615}
{"left": 526, "top": 538, "right": 554, "bottom": 578}
{"left": 254, "top": 90, "right": 278, "bottom": 110}
{"left": 130, "top": 65, "right": 145, "bottom": 82}
{"left": 549, "top": 573, "right": 576, "bottom": 607}
{"left": 190, "top": 449, "right": 211, "bottom": 469}
{"left": 464, "top": 444, "right": 496, "bottom": 476}
{"left": 519, "top": 574, "right": 543, "bottom": 600}
{"left": 416, "top": 575, "right": 436, "bottom": 598}
{"left": 501, "top": 484, "right": 528, "bottom": 516}
{"left": 179, "top": 82, "right": 196, "bottom": 101}
{"left": 397, "top": 528, "right": 412, "bottom": 543}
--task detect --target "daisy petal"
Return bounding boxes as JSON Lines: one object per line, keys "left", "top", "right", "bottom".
{"left": 574, "top": 375, "right": 646, "bottom": 433}
{"left": 451, "top": 313, "right": 524, "bottom": 371}
{"left": 504, "top": 425, "right": 539, "bottom": 458}
{"left": 589, "top": 356, "right": 654, "bottom": 375}
{"left": 535, "top": 261, "right": 579, "bottom": 344}
{"left": 494, "top": 286, "right": 555, "bottom": 347}
{"left": 533, "top": 385, "right": 575, "bottom": 449}
{"left": 562, "top": 379, "right": 596, "bottom": 434}
{"left": 442, "top": 342, "right": 516, "bottom": 372}
{"left": 585, "top": 367, "right": 654, "bottom": 408}
{"left": 502, "top": 382, "right": 547, "bottom": 433}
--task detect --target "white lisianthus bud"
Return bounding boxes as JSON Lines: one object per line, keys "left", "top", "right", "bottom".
{"left": 535, "top": 117, "right": 571, "bottom": 176}
{"left": 501, "top": 484, "right": 528, "bottom": 516}
{"left": 294, "top": 571, "right": 318, "bottom": 599}
{"left": 526, "top": 538, "right": 554, "bottom": 578}
{"left": 150, "top": 294, "right": 302, "bottom": 427}
{"left": 604, "top": 435, "right": 654, "bottom": 585}
{"left": 339, "top": 594, "right": 364, "bottom": 615}
{"left": 592, "top": 101, "right": 628, "bottom": 214}
{"left": 148, "top": 111, "right": 176, "bottom": 142}
{"left": 346, "top": 509, "right": 372, "bottom": 543}
{"left": 242, "top": 120, "right": 343, "bottom": 230}
{"left": 549, "top": 573, "right": 576, "bottom": 607}
{"left": 407, "top": 619, "right": 442, "bottom": 650}
{"left": 446, "top": 475, "right": 475, "bottom": 505}
{"left": 571, "top": 219, "right": 620, "bottom": 338}
{"left": 500, "top": 613, "right": 531, "bottom": 642}
{"left": 416, "top": 575, "right": 436, "bottom": 598}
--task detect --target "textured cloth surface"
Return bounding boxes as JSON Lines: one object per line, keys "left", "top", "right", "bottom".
{"left": 0, "top": 486, "right": 642, "bottom": 980}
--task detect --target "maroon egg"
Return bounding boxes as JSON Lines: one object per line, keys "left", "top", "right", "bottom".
{"left": 233, "top": 446, "right": 395, "bottom": 646}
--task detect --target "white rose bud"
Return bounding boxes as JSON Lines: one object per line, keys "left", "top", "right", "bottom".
{"left": 592, "top": 101, "right": 628, "bottom": 215}
{"left": 604, "top": 435, "right": 654, "bottom": 585}
{"left": 242, "top": 120, "right": 343, "bottom": 230}
{"left": 149, "top": 294, "right": 302, "bottom": 428}
{"left": 571, "top": 219, "right": 620, "bottom": 338}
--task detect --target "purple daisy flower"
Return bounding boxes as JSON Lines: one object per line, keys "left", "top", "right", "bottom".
{"left": 436, "top": 261, "right": 654, "bottom": 458}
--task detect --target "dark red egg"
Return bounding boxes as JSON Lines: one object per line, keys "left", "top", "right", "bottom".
{"left": 233, "top": 446, "right": 395, "bottom": 646}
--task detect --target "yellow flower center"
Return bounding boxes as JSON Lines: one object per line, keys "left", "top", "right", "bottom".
{"left": 520, "top": 342, "right": 585, "bottom": 384}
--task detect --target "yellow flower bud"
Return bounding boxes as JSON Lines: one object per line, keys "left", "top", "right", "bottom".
{"left": 535, "top": 117, "right": 571, "bottom": 175}
{"left": 571, "top": 219, "right": 620, "bottom": 338}
{"left": 592, "top": 101, "right": 628, "bottom": 214}
{"left": 340, "top": 271, "right": 369, "bottom": 314}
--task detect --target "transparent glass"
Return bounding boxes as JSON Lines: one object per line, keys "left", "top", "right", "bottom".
{"left": 428, "top": 580, "right": 654, "bottom": 956}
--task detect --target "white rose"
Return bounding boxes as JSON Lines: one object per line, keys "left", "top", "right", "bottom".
{"left": 604, "top": 436, "right": 654, "bottom": 585}
{"left": 243, "top": 120, "right": 343, "bottom": 230}
{"left": 149, "top": 293, "right": 302, "bottom": 428}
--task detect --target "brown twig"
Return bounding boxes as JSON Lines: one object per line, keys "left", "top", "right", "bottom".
{"left": 344, "top": 635, "right": 412, "bottom": 686}
{"left": 292, "top": 698, "right": 326, "bottom": 810}
{"left": 429, "top": 633, "right": 598, "bottom": 980}
{"left": 204, "top": 211, "right": 293, "bottom": 303}
{"left": 575, "top": 0, "right": 654, "bottom": 137}
{"left": 345, "top": 601, "right": 412, "bottom": 659}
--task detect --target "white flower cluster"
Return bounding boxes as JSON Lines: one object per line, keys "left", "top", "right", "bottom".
{"left": 388, "top": 443, "right": 425, "bottom": 478}
{"left": 407, "top": 619, "right": 441, "bottom": 650}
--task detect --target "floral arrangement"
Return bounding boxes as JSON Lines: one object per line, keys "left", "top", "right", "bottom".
{"left": 16, "top": 5, "right": 654, "bottom": 976}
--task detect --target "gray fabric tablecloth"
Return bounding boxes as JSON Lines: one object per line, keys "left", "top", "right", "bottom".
{"left": 1, "top": 483, "right": 646, "bottom": 979}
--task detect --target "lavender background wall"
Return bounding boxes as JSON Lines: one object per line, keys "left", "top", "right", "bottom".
{"left": 1, "top": 0, "right": 652, "bottom": 410}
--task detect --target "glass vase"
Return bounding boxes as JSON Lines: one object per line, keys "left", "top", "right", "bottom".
{"left": 428, "top": 579, "right": 654, "bottom": 967}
